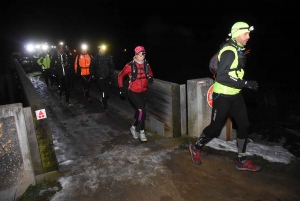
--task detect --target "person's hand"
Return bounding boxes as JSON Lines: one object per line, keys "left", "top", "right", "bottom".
{"left": 119, "top": 87, "right": 127, "bottom": 101}
{"left": 148, "top": 76, "right": 153, "bottom": 84}
{"left": 245, "top": 81, "right": 259, "bottom": 91}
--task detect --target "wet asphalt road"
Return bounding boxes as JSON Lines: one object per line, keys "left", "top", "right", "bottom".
{"left": 28, "top": 72, "right": 300, "bottom": 201}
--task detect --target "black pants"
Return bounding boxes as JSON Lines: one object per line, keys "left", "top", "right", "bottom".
{"left": 70, "top": 70, "right": 75, "bottom": 89}
{"left": 128, "top": 90, "right": 147, "bottom": 131}
{"left": 203, "top": 92, "right": 250, "bottom": 142}
{"left": 95, "top": 77, "right": 110, "bottom": 109}
{"left": 58, "top": 75, "right": 71, "bottom": 102}
{"left": 80, "top": 74, "right": 92, "bottom": 98}
{"left": 42, "top": 69, "right": 54, "bottom": 87}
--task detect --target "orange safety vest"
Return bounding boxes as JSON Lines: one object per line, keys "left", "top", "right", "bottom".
{"left": 74, "top": 54, "right": 92, "bottom": 75}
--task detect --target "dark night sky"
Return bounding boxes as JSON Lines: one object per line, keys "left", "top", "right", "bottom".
{"left": 1, "top": 0, "right": 299, "bottom": 83}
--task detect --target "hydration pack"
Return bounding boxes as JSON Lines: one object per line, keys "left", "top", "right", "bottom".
{"left": 209, "top": 42, "right": 233, "bottom": 76}
{"left": 129, "top": 60, "right": 149, "bottom": 82}
{"left": 209, "top": 39, "right": 245, "bottom": 79}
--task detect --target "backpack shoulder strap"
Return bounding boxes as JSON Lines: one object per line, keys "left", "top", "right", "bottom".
{"left": 144, "top": 60, "right": 149, "bottom": 74}
{"left": 130, "top": 61, "right": 137, "bottom": 81}
{"left": 77, "top": 54, "right": 81, "bottom": 67}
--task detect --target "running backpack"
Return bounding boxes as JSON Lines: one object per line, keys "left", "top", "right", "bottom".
{"left": 209, "top": 41, "right": 232, "bottom": 78}
{"left": 129, "top": 60, "right": 149, "bottom": 82}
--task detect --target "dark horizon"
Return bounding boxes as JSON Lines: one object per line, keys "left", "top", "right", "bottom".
{"left": 1, "top": 1, "right": 299, "bottom": 83}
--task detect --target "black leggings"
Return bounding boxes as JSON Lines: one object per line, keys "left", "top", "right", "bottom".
{"left": 80, "top": 74, "right": 92, "bottom": 98}
{"left": 128, "top": 90, "right": 147, "bottom": 131}
{"left": 58, "top": 75, "right": 71, "bottom": 102}
{"left": 203, "top": 92, "right": 250, "bottom": 152}
{"left": 95, "top": 78, "right": 110, "bottom": 109}
{"left": 42, "top": 69, "right": 54, "bottom": 87}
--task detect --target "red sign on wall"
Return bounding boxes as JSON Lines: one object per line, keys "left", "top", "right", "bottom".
{"left": 207, "top": 85, "right": 214, "bottom": 108}
{"left": 35, "top": 109, "right": 47, "bottom": 120}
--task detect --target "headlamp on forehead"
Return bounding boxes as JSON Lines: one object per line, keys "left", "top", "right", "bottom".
{"left": 228, "top": 26, "right": 254, "bottom": 36}
{"left": 81, "top": 44, "right": 88, "bottom": 50}
{"left": 98, "top": 45, "right": 107, "bottom": 50}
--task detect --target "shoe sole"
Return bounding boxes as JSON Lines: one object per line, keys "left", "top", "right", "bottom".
{"left": 140, "top": 138, "right": 147, "bottom": 142}
{"left": 189, "top": 144, "right": 202, "bottom": 165}
{"left": 130, "top": 130, "right": 139, "bottom": 139}
{"left": 235, "top": 166, "right": 262, "bottom": 172}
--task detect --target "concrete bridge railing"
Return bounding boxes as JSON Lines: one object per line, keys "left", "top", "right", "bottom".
{"left": 0, "top": 59, "right": 234, "bottom": 199}
{"left": 110, "top": 71, "right": 233, "bottom": 140}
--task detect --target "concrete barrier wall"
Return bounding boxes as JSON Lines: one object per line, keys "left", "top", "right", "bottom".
{"left": 109, "top": 72, "right": 232, "bottom": 139}
{"left": 13, "top": 59, "right": 59, "bottom": 175}
{"left": 111, "top": 71, "right": 186, "bottom": 138}
{"left": 187, "top": 78, "right": 233, "bottom": 140}
{"left": 0, "top": 103, "right": 35, "bottom": 200}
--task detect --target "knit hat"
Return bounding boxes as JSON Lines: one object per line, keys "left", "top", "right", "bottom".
{"left": 229, "top": 22, "right": 253, "bottom": 38}
{"left": 134, "top": 46, "right": 146, "bottom": 55}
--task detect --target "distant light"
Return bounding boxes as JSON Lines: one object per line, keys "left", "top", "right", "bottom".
{"left": 26, "top": 44, "right": 34, "bottom": 52}
{"left": 124, "top": 49, "right": 126, "bottom": 52}
{"left": 42, "top": 44, "right": 48, "bottom": 51}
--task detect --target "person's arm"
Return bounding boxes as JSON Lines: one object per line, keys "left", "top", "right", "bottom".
{"left": 216, "top": 50, "right": 245, "bottom": 88}
{"left": 147, "top": 63, "right": 154, "bottom": 84}
{"left": 109, "top": 55, "right": 115, "bottom": 75}
{"left": 50, "top": 54, "right": 56, "bottom": 70}
{"left": 37, "top": 57, "right": 43, "bottom": 66}
{"left": 74, "top": 55, "right": 79, "bottom": 74}
{"left": 118, "top": 64, "right": 130, "bottom": 88}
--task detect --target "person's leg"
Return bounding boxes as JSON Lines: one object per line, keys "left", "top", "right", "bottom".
{"left": 70, "top": 69, "right": 75, "bottom": 90}
{"left": 229, "top": 93, "right": 262, "bottom": 171}
{"left": 189, "top": 93, "right": 233, "bottom": 165}
{"left": 129, "top": 91, "right": 147, "bottom": 141}
{"left": 229, "top": 93, "right": 249, "bottom": 159}
{"left": 84, "top": 75, "right": 92, "bottom": 103}
{"left": 128, "top": 91, "right": 143, "bottom": 139}
{"left": 47, "top": 69, "right": 54, "bottom": 87}
{"left": 196, "top": 93, "right": 232, "bottom": 149}
{"left": 96, "top": 79, "right": 104, "bottom": 105}
{"left": 86, "top": 75, "right": 92, "bottom": 98}
{"left": 101, "top": 79, "right": 110, "bottom": 110}
{"left": 61, "top": 77, "right": 67, "bottom": 101}
{"left": 65, "top": 76, "right": 71, "bottom": 104}
{"left": 58, "top": 77, "right": 63, "bottom": 99}
{"left": 42, "top": 70, "right": 49, "bottom": 87}
{"left": 82, "top": 75, "right": 89, "bottom": 98}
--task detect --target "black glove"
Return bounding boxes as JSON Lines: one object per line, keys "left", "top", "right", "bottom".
{"left": 148, "top": 76, "right": 153, "bottom": 84}
{"left": 119, "top": 87, "right": 127, "bottom": 101}
{"left": 244, "top": 81, "right": 259, "bottom": 91}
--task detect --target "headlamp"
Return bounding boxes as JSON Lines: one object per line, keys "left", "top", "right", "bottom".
{"left": 81, "top": 44, "right": 88, "bottom": 50}
{"left": 98, "top": 45, "right": 107, "bottom": 50}
{"left": 228, "top": 26, "right": 254, "bottom": 36}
